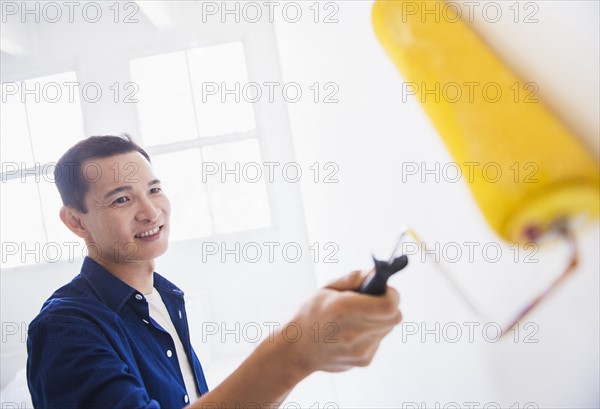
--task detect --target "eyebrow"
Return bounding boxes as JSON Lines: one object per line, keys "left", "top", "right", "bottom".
{"left": 104, "top": 179, "right": 161, "bottom": 200}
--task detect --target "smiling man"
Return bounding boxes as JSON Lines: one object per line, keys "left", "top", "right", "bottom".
{"left": 27, "top": 134, "right": 402, "bottom": 408}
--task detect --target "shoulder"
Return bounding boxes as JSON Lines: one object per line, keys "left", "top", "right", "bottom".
{"left": 29, "top": 274, "right": 115, "bottom": 334}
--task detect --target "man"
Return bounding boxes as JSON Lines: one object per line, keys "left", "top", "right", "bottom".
{"left": 27, "top": 134, "right": 402, "bottom": 408}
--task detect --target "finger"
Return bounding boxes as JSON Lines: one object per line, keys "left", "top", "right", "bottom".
{"left": 348, "top": 325, "right": 399, "bottom": 351}
{"left": 336, "top": 289, "right": 400, "bottom": 318}
{"left": 335, "top": 338, "right": 383, "bottom": 367}
{"left": 325, "top": 268, "right": 372, "bottom": 291}
{"left": 385, "top": 286, "right": 401, "bottom": 307}
{"left": 361, "top": 309, "right": 403, "bottom": 326}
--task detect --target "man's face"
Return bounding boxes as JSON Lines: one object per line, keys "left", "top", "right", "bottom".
{"left": 76, "top": 151, "right": 170, "bottom": 265}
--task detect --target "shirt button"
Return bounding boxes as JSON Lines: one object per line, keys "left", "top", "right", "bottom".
{"left": 184, "top": 395, "right": 189, "bottom": 403}
{"left": 135, "top": 294, "right": 143, "bottom": 301}
{"left": 178, "top": 310, "right": 182, "bottom": 319}
{"left": 166, "top": 349, "right": 173, "bottom": 358}
{"left": 142, "top": 319, "right": 149, "bottom": 324}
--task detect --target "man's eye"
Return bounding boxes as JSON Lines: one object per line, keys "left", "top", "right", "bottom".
{"left": 113, "top": 196, "right": 129, "bottom": 204}
{"left": 150, "top": 187, "right": 162, "bottom": 194}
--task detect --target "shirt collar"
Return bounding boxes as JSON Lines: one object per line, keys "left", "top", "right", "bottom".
{"left": 80, "top": 257, "right": 185, "bottom": 313}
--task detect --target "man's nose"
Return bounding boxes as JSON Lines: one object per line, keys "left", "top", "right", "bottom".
{"left": 135, "top": 196, "right": 161, "bottom": 222}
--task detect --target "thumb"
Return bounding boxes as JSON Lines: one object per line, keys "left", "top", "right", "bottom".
{"left": 325, "top": 269, "right": 373, "bottom": 291}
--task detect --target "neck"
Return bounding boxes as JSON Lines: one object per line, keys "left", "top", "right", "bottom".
{"left": 92, "top": 255, "right": 155, "bottom": 295}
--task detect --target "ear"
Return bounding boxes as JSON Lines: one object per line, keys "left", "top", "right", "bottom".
{"left": 59, "top": 206, "right": 89, "bottom": 239}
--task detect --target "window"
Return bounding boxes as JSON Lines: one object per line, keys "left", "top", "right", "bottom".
{"left": 0, "top": 72, "right": 86, "bottom": 268}
{"left": 130, "top": 42, "right": 271, "bottom": 241}
{"left": 1, "top": 31, "right": 303, "bottom": 272}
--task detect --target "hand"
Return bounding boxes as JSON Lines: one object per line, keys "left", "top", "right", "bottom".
{"left": 281, "top": 270, "right": 402, "bottom": 374}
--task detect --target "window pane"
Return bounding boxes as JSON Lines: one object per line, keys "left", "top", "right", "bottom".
{"left": 1, "top": 178, "right": 46, "bottom": 268}
{"left": 25, "top": 72, "right": 85, "bottom": 165}
{"left": 150, "top": 149, "right": 213, "bottom": 241}
{"left": 130, "top": 51, "right": 198, "bottom": 146}
{"left": 202, "top": 139, "right": 271, "bottom": 234}
{"left": 0, "top": 97, "right": 34, "bottom": 169}
{"left": 188, "top": 42, "right": 256, "bottom": 137}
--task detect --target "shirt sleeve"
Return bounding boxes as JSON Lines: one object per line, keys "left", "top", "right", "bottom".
{"left": 27, "top": 313, "right": 161, "bottom": 409}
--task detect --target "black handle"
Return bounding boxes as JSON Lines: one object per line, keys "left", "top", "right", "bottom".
{"left": 358, "top": 254, "right": 408, "bottom": 295}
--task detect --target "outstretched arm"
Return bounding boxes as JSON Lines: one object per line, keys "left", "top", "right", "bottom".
{"left": 188, "top": 270, "right": 402, "bottom": 408}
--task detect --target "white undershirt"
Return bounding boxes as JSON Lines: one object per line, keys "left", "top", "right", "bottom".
{"left": 145, "top": 287, "right": 200, "bottom": 403}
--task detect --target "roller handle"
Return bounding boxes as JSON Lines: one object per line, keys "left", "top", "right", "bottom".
{"left": 358, "top": 255, "right": 408, "bottom": 295}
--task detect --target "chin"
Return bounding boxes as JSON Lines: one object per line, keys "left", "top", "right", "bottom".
{"left": 153, "top": 242, "right": 169, "bottom": 258}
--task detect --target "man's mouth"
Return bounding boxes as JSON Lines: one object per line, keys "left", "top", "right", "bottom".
{"left": 134, "top": 225, "right": 163, "bottom": 239}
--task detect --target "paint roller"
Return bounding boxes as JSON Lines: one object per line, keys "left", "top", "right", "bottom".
{"left": 370, "top": 0, "right": 599, "bottom": 326}
{"left": 372, "top": 0, "right": 599, "bottom": 243}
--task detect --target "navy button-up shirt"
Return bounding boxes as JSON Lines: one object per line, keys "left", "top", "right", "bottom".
{"left": 27, "top": 257, "right": 209, "bottom": 408}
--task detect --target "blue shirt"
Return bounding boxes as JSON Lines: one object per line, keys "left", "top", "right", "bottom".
{"left": 27, "top": 257, "right": 210, "bottom": 409}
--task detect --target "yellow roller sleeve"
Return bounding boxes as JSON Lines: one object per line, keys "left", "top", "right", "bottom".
{"left": 372, "top": 0, "right": 600, "bottom": 243}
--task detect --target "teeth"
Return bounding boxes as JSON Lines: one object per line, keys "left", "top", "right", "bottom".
{"left": 135, "top": 226, "right": 160, "bottom": 238}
